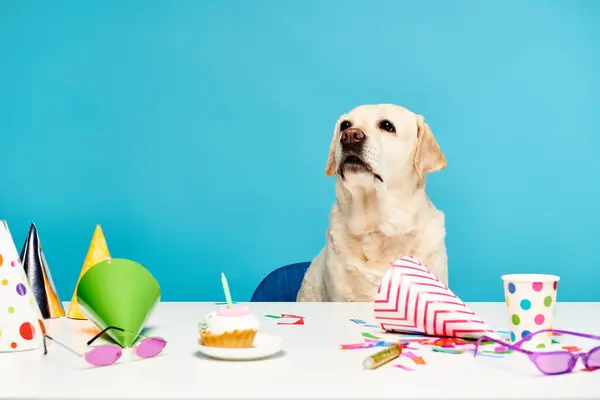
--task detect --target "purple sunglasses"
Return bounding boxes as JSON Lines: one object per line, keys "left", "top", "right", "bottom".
{"left": 43, "top": 326, "right": 167, "bottom": 367}
{"left": 474, "top": 329, "right": 600, "bottom": 375}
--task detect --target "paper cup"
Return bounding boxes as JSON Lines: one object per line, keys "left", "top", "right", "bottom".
{"left": 77, "top": 258, "right": 160, "bottom": 348}
{"left": 502, "top": 274, "right": 559, "bottom": 350}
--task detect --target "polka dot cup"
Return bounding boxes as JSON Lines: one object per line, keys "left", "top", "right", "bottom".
{"left": 502, "top": 274, "right": 559, "bottom": 350}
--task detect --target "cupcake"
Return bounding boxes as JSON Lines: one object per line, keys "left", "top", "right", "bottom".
{"left": 199, "top": 304, "right": 260, "bottom": 348}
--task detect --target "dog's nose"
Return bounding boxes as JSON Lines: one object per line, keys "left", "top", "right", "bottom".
{"left": 341, "top": 128, "right": 365, "bottom": 147}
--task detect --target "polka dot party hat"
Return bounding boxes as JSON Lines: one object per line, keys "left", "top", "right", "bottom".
{"left": 0, "top": 220, "right": 44, "bottom": 352}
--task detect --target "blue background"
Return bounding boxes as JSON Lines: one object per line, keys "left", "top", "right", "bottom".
{"left": 1, "top": 0, "right": 599, "bottom": 302}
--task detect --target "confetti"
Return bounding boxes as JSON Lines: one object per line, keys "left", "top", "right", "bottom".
{"left": 341, "top": 343, "right": 371, "bottom": 350}
{"left": 403, "top": 351, "right": 417, "bottom": 359}
{"left": 385, "top": 333, "right": 431, "bottom": 340}
{"left": 433, "top": 338, "right": 467, "bottom": 347}
{"left": 264, "top": 314, "right": 282, "bottom": 319}
{"left": 394, "top": 364, "right": 415, "bottom": 371}
{"left": 364, "top": 339, "right": 395, "bottom": 347}
{"left": 340, "top": 339, "right": 408, "bottom": 351}
{"left": 469, "top": 349, "right": 504, "bottom": 358}
{"left": 362, "top": 332, "right": 381, "bottom": 340}
{"left": 278, "top": 318, "right": 304, "bottom": 325}
{"left": 350, "top": 319, "right": 367, "bottom": 325}
{"left": 403, "top": 338, "right": 429, "bottom": 343}
{"left": 552, "top": 332, "right": 563, "bottom": 336}
{"left": 412, "top": 357, "right": 426, "bottom": 365}
{"left": 552, "top": 339, "right": 560, "bottom": 344}
{"left": 364, "top": 324, "right": 380, "bottom": 328}
{"left": 562, "top": 346, "right": 582, "bottom": 353}
{"left": 487, "top": 350, "right": 513, "bottom": 355}
{"left": 376, "top": 340, "right": 408, "bottom": 348}
{"left": 432, "top": 347, "right": 464, "bottom": 354}
{"left": 281, "top": 314, "right": 305, "bottom": 319}
{"left": 462, "top": 338, "right": 496, "bottom": 345}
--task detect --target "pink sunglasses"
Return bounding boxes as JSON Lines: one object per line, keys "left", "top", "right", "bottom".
{"left": 43, "top": 326, "right": 167, "bottom": 367}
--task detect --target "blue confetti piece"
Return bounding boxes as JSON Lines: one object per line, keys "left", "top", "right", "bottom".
{"left": 373, "top": 341, "right": 388, "bottom": 347}
{"left": 432, "top": 347, "right": 464, "bottom": 354}
{"left": 350, "top": 319, "right": 367, "bottom": 325}
{"left": 364, "top": 324, "right": 379, "bottom": 328}
{"left": 371, "top": 340, "right": 409, "bottom": 348}
{"left": 468, "top": 349, "right": 505, "bottom": 358}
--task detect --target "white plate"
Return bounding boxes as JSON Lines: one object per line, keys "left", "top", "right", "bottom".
{"left": 197, "top": 333, "right": 283, "bottom": 361}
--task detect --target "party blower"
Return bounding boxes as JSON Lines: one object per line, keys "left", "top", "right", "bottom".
{"left": 76, "top": 258, "right": 161, "bottom": 348}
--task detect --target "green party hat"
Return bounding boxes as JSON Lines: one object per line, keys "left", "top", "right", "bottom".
{"left": 76, "top": 258, "right": 160, "bottom": 348}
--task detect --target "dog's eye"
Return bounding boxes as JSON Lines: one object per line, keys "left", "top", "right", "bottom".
{"left": 340, "top": 120, "right": 352, "bottom": 131}
{"left": 379, "top": 120, "right": 395, "bottom": 133}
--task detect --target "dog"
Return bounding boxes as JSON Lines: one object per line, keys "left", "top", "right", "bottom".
{"left": 297, "top": 104, "right": 448, "bottom": 302}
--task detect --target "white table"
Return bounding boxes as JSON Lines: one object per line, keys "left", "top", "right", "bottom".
{"left": 1, "top": 302, "right": 599, "bottom": 399}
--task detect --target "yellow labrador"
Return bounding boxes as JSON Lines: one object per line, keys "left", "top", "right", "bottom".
{"left": 297, "top": 104, "right": 448, "bottom": 302}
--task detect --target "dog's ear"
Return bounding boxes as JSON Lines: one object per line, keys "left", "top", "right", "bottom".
{"left": 413, "top": 115, "right": 447, "bottom": 180}
{"left": 324, "top": 123, "right": 339, "bottom": 177}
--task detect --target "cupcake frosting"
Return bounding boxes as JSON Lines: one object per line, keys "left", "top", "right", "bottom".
{"left": 199, "top": 305, "right": 259, "bottom": 335}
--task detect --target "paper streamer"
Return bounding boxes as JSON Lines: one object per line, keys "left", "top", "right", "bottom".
{"left": 361, "top": 332, "right": 381, "bottom": 340}
{"left": 394, "top": 364, "right": 415, "bottom": 371}
{"left": 433, "top": 347, "right": 464, "bottom": 354}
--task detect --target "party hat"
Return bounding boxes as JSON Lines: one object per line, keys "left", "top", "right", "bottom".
{"left": 67, "top": 225, "right": 111, "bottom": 319}
{"left": 77, "top": 258, "right": 160, "bottom": 348}
{"left": 0, "top": 221, "right": 44, "bottom": 352}
{"left": 20, "top": 223, "right": 65, "bottom": 319}
{"left": 374, "top": 256, "right": 496, "bottom": 339}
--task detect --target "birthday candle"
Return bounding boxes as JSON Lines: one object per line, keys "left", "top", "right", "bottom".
{"left": 221, "top": 273, "right": 233, "bottom": 309}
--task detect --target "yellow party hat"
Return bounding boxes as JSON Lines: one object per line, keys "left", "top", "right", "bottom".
{"left": 66, "top": 225, "right": 111, "bottom": 319}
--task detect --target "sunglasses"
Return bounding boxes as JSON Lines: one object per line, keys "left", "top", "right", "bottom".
{"left": 475, "top": 329, "right": 600, "bottom": 375}
{"left": 43, "top": 326, "right": 167, "bottom": 367}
